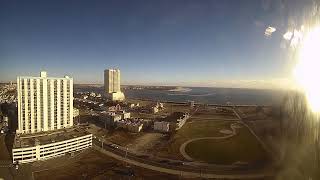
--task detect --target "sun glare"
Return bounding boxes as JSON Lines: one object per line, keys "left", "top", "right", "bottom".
{"left": 294, "top": 26, "right": 320, "bottom": 113}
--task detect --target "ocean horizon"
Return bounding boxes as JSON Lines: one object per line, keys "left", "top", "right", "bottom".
{"left": 75, "top": 85, "right": 287, "bottom": 106}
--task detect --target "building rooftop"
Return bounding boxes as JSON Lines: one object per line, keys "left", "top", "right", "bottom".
{"left": 18, "top": 71, "right": 72, "bottom": 80}
{"left": 161, "top": 112, "right": 187, "bottom": 122}
{"left": 13, "top": 127, "right": 90, "bottom": 148}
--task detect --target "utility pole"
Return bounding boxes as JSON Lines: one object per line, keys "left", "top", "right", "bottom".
{"left": 101, "top": 135, "right": 105, "bottom": 149}
{"left": 125, "top": 147, "right": 128, "bottom": 166}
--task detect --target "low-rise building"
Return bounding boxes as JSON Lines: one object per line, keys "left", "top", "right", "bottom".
{"left": 99, "top": 111, "right": 122, "bottom": 126}
{"left": 3, "top": 116, "right": 9, "bottom": 127}
{"left": 152, "top": 102, "right": 164, "bottom": 113}
{"left": 188, "top": 101, "right": 195, "bottom": 108}
{"left": 73, "top": 108, "right": 80, "bottom": 118}
{"left": 139, "top": 102, "right": 164, "bottom": 114}
{"left": 175, "top": 112, "right": 189, "bottom": 130}
{"left": 154, "top": 121, "right": 170, "bottom": 132}
{"left": 122, "top": 111, "right": 131, "bottom": 119}
{"left": 152, "top": 106, "right": 159, "bottom": 113}
{"left": 108, "top": 92, "right": 125, "bottom": 101}
{"left": 154, "top": 112, "right": 190, "bottom": 132}
{"left": 158, "top": 102, "right": 164, "bottom": 108}
{"left": 108, "top": 104, "right": 122, "bottom": 112}
{"left": 99, "top": 108, "right": 131, "bottom": 127}
{"left": 12, "top": 129, "right": 92, "bottom": 163}
{"left": 129, "top": 103, "right": 140, "bottom": 108}
{"left": 116, "top": 118, "right": 144, "bottom": 133}
{"left": 128, "top": 123, "right": 143, "bottom": 133}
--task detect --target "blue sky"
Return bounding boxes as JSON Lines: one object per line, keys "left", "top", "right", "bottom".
{"left": 0, "top": 0, "right": 306, "bottom": 87}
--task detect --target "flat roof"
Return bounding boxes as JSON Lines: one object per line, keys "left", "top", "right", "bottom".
{"left": 17, "top": 77, "right": 72, "bottom": 80}
{"left": 161, "top": 112, "right": 187, "bottom": 122}
{"left": 13, "top": 127, "right": 90, "bottom": 148}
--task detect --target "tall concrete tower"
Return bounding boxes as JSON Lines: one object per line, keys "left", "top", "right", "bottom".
{"left": 104, "top": 69, "right": 125, "bottom": 101}
{"left": 16, "top": 71, "right": 73, "bottom": 134}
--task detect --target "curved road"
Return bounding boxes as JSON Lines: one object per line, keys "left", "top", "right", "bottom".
{"left": 92, "top": 139, "right": 273, "bottom": 179}
{"left": 179, "top": 123, "right": 240, "bottom": 161}
{"left": 89, "top": 106, "right": 273, "bottom": 179}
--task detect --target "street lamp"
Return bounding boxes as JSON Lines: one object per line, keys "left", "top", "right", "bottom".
{"left": 101, "top": 135, "right": 105, "bottom": 149}
{"left": 125, "top": 147, "right": 129, "bottom": 167}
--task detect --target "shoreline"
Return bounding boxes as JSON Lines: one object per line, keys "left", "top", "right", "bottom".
{"left": 127, "top": 98, "right": 271, "bottom": 107}
{"left": 168, "top": 87, "right": 192, "bottom": 92}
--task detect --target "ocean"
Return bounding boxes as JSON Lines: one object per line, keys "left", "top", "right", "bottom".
{"left": 124, "top": 87, "right": 286, "bottom": 105}
{"left": 75, "top": 85, "right": 286, "bottom": 106}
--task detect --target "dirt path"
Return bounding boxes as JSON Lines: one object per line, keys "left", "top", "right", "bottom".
{"left": 127, "top": 133, "right": 164, "bottom": 152}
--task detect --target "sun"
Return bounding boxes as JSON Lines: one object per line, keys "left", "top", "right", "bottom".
{"left": 294, "top": 26, "right": 320, "bottom": 113}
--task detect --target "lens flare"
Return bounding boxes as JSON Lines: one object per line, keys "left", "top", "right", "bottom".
{"left": 294, "top": 26, "right": 320, "bottom": 113}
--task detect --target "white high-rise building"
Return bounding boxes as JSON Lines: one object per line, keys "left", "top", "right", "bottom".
{"left": 16, "top": 71, "right": 73, "bottom": 134}
{"left": 104, "top": 69, "right": 120, "bottom": 93}
{"left": 104, "top": 69, "right": 125, "bottom": 101}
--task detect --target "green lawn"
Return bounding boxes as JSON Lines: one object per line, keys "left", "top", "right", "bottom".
{"left": 190, "top": 114, "right": 238, "bottom": 120}
{"left": 184, "top": 127, "right": 268, "bottom": 164}
{"left": 176, "top": 120, "right": 231, "bottom": 138}
{"left": 160, "top": 120, "right": 268, "bottom": 165}
{"left": 166, "top": 120, "right": 231, "bottom": 157}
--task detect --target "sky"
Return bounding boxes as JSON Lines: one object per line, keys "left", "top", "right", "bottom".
{"left": 0, "top": 0, "right": 310, "bottom": 88}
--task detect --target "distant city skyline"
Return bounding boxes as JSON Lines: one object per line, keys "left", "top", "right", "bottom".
{"left": 0, "top": 0, "right": 308, "bottom": 89}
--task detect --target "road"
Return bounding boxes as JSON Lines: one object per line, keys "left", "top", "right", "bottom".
{"left": 232, "top": 108, "right": 272, "bottom": 156}
{"left": 179, "top": 123, "right": 239, "bottom": 161}
{"left": 128, "top": 98, "right": 271, "bottom": 108}
{"left": 0, "top": 134, "right": 10, "bottom": 160}
{"left": 92, "top": 138, "right": 273, "bottom": 179}
{"left": 0, "top": 134, "right": 33, "bottom": 180}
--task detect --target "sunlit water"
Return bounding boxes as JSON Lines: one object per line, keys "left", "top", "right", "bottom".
{"left": 75, "top": 86, "right": 285, "bottom": 105}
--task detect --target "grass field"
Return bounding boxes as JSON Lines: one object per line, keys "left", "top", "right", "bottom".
{"left": 159, "top": 120, "right": 231, "bottom": 160}
{"left": 184, "top": 126, "right": 268, "bottom": 165}
{"left": 33, "top": 149, "right": 178, "bottom": 180}
{"left": 190, "top": 114, "right": 238, "bottom": 120}
{"left": 157, "top": 119, "right": 268, "bottom": 165}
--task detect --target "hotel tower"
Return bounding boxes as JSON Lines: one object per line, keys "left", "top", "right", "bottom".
{"left": 16, "top": 71, "right": 73, "bottom": 134}
{"left": 104, "top": 69, "right": 125, "bottom": 101}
